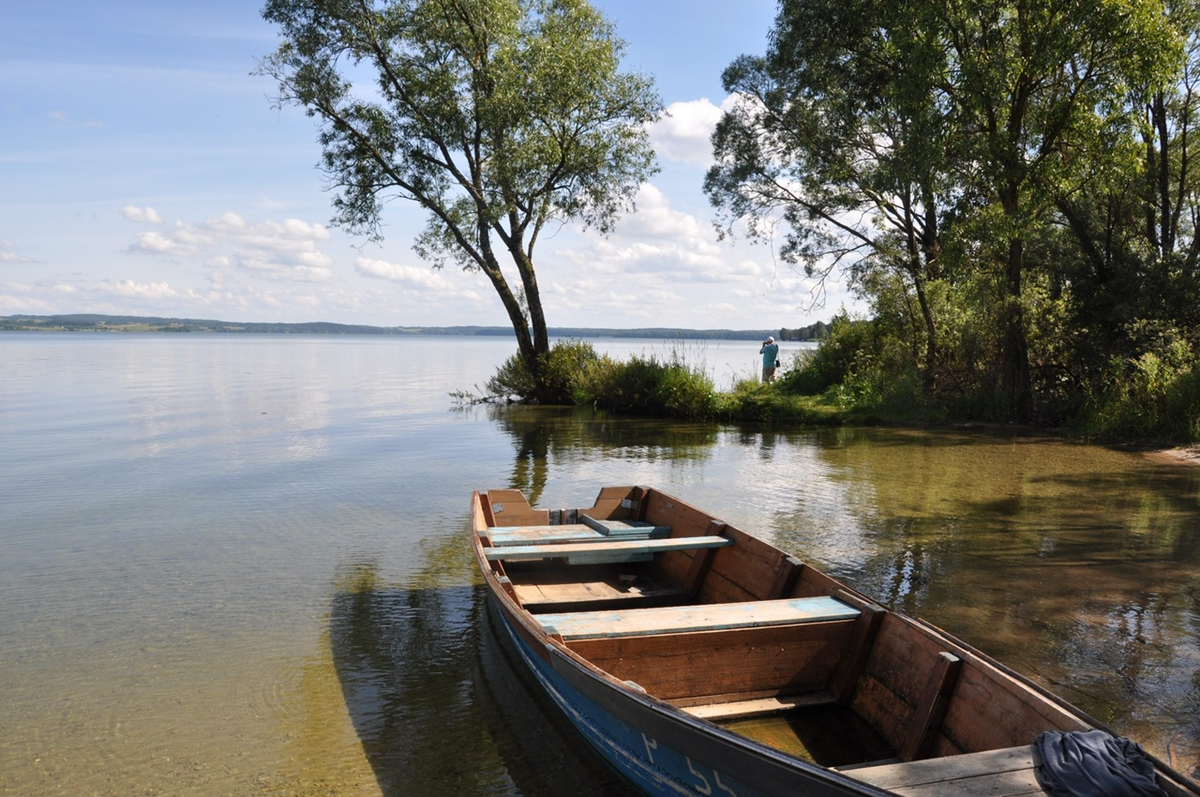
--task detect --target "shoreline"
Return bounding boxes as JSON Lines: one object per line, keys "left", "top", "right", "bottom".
{"left": 1145, "top": 445, "right": 1200, "bottom": 466}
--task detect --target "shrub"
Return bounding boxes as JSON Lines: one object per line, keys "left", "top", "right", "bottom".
{"left": 1083, "top": 332, "right": 1200, "bottom": 442}
{"left": 485, "top": 339, "right": 599, "bottom": 404}
{"left": 777, "top": 312, "right": 877, "bottom": 396}
{"left": 582, "top": 353, "right": 717, "bottom": 420}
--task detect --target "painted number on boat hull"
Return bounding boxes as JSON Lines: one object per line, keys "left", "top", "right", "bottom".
{"left": 686, "top": 757, "right": 738, "bottom": 796}
{"left": 641, "top": 733, "right": 738, "bottom": 797}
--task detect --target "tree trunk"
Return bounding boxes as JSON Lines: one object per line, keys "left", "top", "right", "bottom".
{"left": 1002, "top": 235, "right": 1033, "bottom": 421}
{"left": 508, "top": 243, "right": 552, "bottom": 402}
{"left": 476, "top": 251, "right": 537, "bottom": 373}
{"left": 914, "top": 272, "right": 938, "bottom": 384}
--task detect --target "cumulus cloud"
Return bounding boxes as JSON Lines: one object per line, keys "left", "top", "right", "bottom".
{"left": 357, "top": 258, "right": 451, "bottom": 288}
{"left": 96, "top": 280, "right": 182, "bottom": 300}
{"left": 126, "top": 212, "right": 335, "bottom": 282}
{"left": 648, "top": 98, "right": 729, "bottom": 166}
{"left": 561, "top": 184, "right": 759, "bottom": 284}
{"left": 121, "top": 205, "right": 163, "bottom": 224}
{"left": 1, "top": 240, "right": 37, "bottom": 264}
{"left": 355, "top": 256, "right": 490, "bottom": 308}
{"left": 0, "top": 283, "right": 55, "bottom": 312}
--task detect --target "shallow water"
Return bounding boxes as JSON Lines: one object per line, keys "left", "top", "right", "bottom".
{"left": 2, "top": 333, "right": 1198, "bottom": 796}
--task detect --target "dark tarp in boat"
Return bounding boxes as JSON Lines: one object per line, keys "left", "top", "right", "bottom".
{"left": 1034, "top": 730, "right": 1167, "bottom": 797}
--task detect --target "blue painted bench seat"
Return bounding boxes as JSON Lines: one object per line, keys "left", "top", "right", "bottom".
{"left": 581, "top": 516, "right": 672, "bottom": 538}
{"left": 483, "top": 534, "right": 732, "bottom": 564}
{"left": 487, "top": 521, "right": 670, "bottom": 547}
{"left": 536, "top": 595, "right": 860, "bottom": 640}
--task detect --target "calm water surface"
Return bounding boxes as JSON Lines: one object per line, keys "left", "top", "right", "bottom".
{"left": 3, "top": 333, "right": 1199, "bottom": 796}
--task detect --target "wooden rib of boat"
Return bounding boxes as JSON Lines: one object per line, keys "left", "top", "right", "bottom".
{"left": 471, "top": 486, "right": 1200, "bottom": 797}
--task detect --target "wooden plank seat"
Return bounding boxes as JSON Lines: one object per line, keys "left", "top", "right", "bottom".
{"left": 486, "top": 522, "right": 669, "bottom": 547}
{"left": 845, "top": 745, "right": 1042, "bottom": 796}
{"left": 581, "top": 516, "right": 672, "bottom": 538}
{"left": 536, "top": 595, "right": 860, "bottom": 640}
{"left": 483, "top": 534, "right": 732, "bottom": 565}
{"left": 682, "top": 692, "right": 839, "bottom": 721}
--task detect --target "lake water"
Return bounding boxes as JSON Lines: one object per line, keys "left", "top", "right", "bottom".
{"left": 3, "top": 333, "right": 1199, "bottom": 796}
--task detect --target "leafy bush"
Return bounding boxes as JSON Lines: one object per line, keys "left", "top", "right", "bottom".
{"left": 777, "top": 313, "right": 877, "bottom": 396}
{"left": 581, "top": 353, "right": 717, "bottom": 420}
{"left": 481, "top": 341, "right": 716, "bottom": 418}
{"left": 485, "top": 339, "right": 599, "bottom": 404}
{"left": 1082, "top": 326, "right": 1200, "bottom": 441}
{"left": 714, "top": 379, "right": 844, "bottom": 423}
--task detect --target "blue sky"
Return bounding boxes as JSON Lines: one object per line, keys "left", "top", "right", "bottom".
{"left": 2, "top": 0, "right": 858, "bottom": 329}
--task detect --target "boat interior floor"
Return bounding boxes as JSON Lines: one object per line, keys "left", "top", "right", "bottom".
{"left": 507, "top": 563, "right": 687, "bottom": 613}
{"left": 720, "top": 703, "right": 896, "bottom": 769}
{"left": 845, "top": 746, "right": 1044, "bottom": 797}
{"left": 725, "top": 706, "right": 1046, "bottom": 796}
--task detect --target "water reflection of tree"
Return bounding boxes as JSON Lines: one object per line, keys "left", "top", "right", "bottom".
{"left": 328, "top": 547, "right": 641, "bottom": 796}
{"left": 328, "top": 561, "right": 500, "bottom": 796}
{"left": 488, "top": 405, "right": 719, "bottom": 506}
{"left": 773, "top": 427, "right": 1200, "bottom": 774}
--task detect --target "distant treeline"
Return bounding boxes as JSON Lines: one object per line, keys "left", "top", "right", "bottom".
{"left": 0, "top": 314, "right": 812, "bottom": 342}
{"left": 778, "top": 322, "right": 829, "bottom": 342}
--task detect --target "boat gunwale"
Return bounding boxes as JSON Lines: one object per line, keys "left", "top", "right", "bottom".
{"left": 470, "top": 487, "right": 1200, "bottom": 797}
{"left": 484, "top": 563, "right": 896, "bottom": 797}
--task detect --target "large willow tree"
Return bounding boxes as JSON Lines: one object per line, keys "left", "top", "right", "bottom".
{"left": 259, "top": 0, "right": 661, "bottom": 400}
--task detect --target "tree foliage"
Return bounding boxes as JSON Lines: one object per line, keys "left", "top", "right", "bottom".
{"left": 259, "top": 0, "right": 661, "bottom": 400}
{"left": 710, "top": 0, "right": 1195, "bottom": 430}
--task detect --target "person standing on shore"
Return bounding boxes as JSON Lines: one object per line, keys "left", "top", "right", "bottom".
{"left": 760, "top": 336, "right": 779, "bottom": 383}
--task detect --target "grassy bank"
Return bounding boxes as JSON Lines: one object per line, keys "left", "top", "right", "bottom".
{"left": 467, "top": 336, "right": 1200, "bottom": 447}
{"left": 462, "top": 339, "right": 882, "bottom": 427}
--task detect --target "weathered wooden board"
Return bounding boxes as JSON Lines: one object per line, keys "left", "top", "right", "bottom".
{"left": 848, "top": 745, "right": 1043, "bottom": 797}
{"left": 487, "top": 523, "right": 627, "bottom": 547}
{"left": 584, "top": 485, "right": 646, "bottom": 521}
{"left": 681, "top": 691, "right": 838, "bottom": 720}
{"left": 483, "top": 488, "right": 549, "bottom": 526}
{"left": 936, "top": 650, "right": 1089, "bottom": 755}
{"left": 484, "top": 535, "right": 732, "bottom": 563}
{"left": 571, "top": 619, "right": 856, "bottom": 700}
{"left": 851, "top": 613, "right": 950, "bottom": 750}
{"left": 537, "top": 595, "right": 859, "bottom": 639}
{"left": 715, "top": 537, "right": 798, "bottom": 602}
{"left": 899, "top": 652, "right": 963, "bottom": 762}
{"left": 511, "top": 568, "right": 684, "bottom": 607}
{"left": 581, "top": 515, "right": 672, "bottom": 537}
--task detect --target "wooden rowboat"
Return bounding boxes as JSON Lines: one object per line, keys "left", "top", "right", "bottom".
{"left": 471, "top": 486, "right": 1200, "bottom": 797}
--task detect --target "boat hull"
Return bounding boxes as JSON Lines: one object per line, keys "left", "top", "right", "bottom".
{"left": 472, "top": 486, "right": 1200, "bottom": 797}
{"left": 489, "top": 596, "right": 888, "bottom": 797}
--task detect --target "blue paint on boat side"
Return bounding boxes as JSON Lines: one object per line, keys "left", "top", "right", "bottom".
{"left": 495, "top": 609, "right": 767, "bottom": 797}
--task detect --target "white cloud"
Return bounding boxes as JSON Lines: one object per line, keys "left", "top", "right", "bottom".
{"left": 0, "top": 240, "right": 37, "bottom": 264}
{"left": 0, "top": 283, "right": 55, "bottom": 312}
{"left": 96, "top": 280, "right": 182, "bottom": 300}
{"left": 121, "top": 205, "right": 163, "bottom": 224}
{"left": 355, "top": 256, "right": 491, "bottom": 310}
{"left": 357, "top": 257, "right": 452, "bottom": 288}
{"left": 128, "top": 229, "right": 199, "bottom": 256}
{"left": 125, "top": 213, "right": 335, "bottom": 282}
{"left": 560, "top": 183, "right": 760, "bottom": 284}
{"left": 648, "top": 98, "right": 727, "bottom": 166}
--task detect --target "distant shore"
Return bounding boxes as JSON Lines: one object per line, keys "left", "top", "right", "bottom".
{"left": 0, "top": 313, "right": 815, "bottom": 342}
